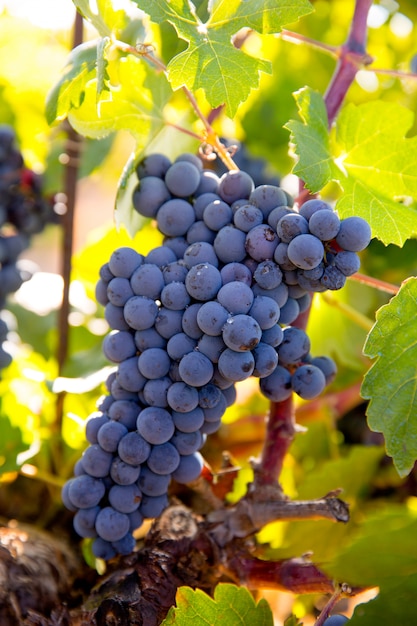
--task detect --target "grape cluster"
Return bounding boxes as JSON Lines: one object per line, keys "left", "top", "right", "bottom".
{"left": 0, "top": 125, "right": 55, "bottom": 370}
{"left": 63, "top": 151, "right": 371, "bottom": 559}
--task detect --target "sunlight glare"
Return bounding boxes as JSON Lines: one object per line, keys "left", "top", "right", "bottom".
{"left": 0, "top": 0, "right": 75, "bottom": 29}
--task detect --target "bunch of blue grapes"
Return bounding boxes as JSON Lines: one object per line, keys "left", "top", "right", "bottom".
{"left": 0, "top": 125, "right": 56, "bottom": 370}
{"left": 63, "top": 152, "right": 371, "bottom": 559}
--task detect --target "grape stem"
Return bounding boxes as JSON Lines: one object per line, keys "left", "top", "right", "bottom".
{"left": 114, "top": 40, "right": 238, "bottom": 170}
{"left": 257, "top": 0, "right": 373, "bottom": 488}
{"left": 314, "top": 584, "right": 352, "bottom": 626}
{"left": 349, "top": 272, "right": 399, "bottom": 294}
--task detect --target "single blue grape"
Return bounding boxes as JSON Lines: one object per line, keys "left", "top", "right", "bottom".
{"left": 217, "top": 280, "right": 254, "bottom": 314}
{"left": 145, "top": 245, "right": 177, "bottom": 267}
{"left": 171, "top": 430, "right": 203, "bottom": 455}
{"left": 157, "top": 198, "right": 196, "bottom": 236}
{"left": 245, "top": 224, "right": 279, "bottom": 261}
{"left": 130, "top": 263, "right": 164, "bottom": 299}
{"left": 197, "top": 301, "right": 230, "bottom": 336}
{"left": 213, "top": 225, "right": 247, "bottom": 263}
{"left": 73, "top": 506, "right": 100, "bottom": 538}
{"left": 67, "top": 475, "right": 105, "bottom": 509}
{"left": 197, "top": 334, "right": 225, "bottom": 363}
{"left": 147, "top": 442, "right": 180, "bottom": 475}
{"left": 278, "top": 327, "right": 310, "bottom": 365}
{"left": 95, "top": 506, "right": 130, "bottom": 542}
{"left": 185, "top": 263, "right": 222, "bottom": 301}
{"left": 163, "top": 261, "right": 188, "bottom": 284}
{"left": 167, "top": 333, "right": 196, "bottom": 361}
{"left": 287, "top": 234, "right": 324, "bottom": 270}
{"left": 137, "top": 466, "right": 171, "bottom": 497}
{"left": 97, "top": 420, "right": 128, "bottom": 453}
{"left": 291, "top": 364, "right": 326, "bottom": 399}
{"left": 249, "top": 184, "right": 288, "bottom": 218}
{"left": 92, "top": 537, "right": 117, "bottom": 560}
{"left": 179, "top": 351, "right": 214, "bottom": 386}
{"left": 136, "top": 407, "right": 175, "bottom": 445}
{"left": 164, "top": 160, "right": 201, "bottom": 197}
{"left": 183, "top": 241, "right": 219, "bottom": 268}
{"left": 167, "top": 381, "right": 199, "bottom": 412}
{"left": 222, "top": 314, "right": 262, "bottom": 352}
{"left": 218, "top": 170, "right": 254, "bottom": 203}
{"left": 218, "top": 348, "right": 255, "bottom": 382}
{"left": 249, "top": 296, "right": 280, "bottom": 330}
{"left": 110, "top": 457, "right": 141, "bottom": 485}
{"left": 220, "top": 262, "right": 252, "bottom": 286}
{"left": 298, "top": 198, "right": 332, "bottom": 220}
{"left": 172, "top": 407, "right": 205, "bottom": 433}
{"left": 107, "top": 277, "right": 134, "bottom": 307}
{"left": 181, "top": 303, "right": 204, "bottom": 339}
{"left": 277, "top": 213, "right": 309, "bottom": 243}
{"left": 132, "top": 176, "right": 171, "bottom": 218}
{"left": 116, "top": 357, "right": 147, "bottom": 393}
{"left": 252, "top": 342, "right": 279, "bottom": 378}
{"left": 253, "top": 260, "right": 283, "bottom": 289}
{"left": 308, "top": 208, "right": 340, "bottom": 241}
{"left": 105, "top": 302, "right": 130, "bottom": 331}
{"left": 155, "top": 308, "right": 184, "bottom": 339}
{"left": 259, "top": 365, "right": 292, "bottom": 401}
{"left": 334, "top": 251, "right": 360, "bottom": 276}
{"left": 186, "top": 220, "right": 216, "bottom": 245}
{"left": 81, "top": 444, "right": 113, "bottom": 478}
{"left": 108, "top": 400, "right": 141, "bottom": 429}
{"left": 233, "top": 204, "right": 264, "bottom": 232}
{"left": 139, "top": 494, "right": 169, "bottom": 518}
{"left": 203, "top": 199, "right": 233, "bottom": 231}
{"left": 172, "top": 452, "right": 204, "bottom": 484}
{"left": 123, "top": 295, "right": 159, "bottom": 331}
{"left": 136, "top": 153, "right": 171, "bottom": 179}
{"left": 118, "top": 431, "right": 151, "bottom": 465}
{"left": 108, "top": 484, "right": 142, "bottom": 514}
{"left": 138, "top": 348, "right": 171, "bottom": 380}
{"left": 102, "top": 330, "right": 137, "bottom": 363}
{"left": 335, "top": 216, "right": 371, "bottom": 252}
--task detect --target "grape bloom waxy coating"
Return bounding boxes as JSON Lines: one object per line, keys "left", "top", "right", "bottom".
{"left": 64, "top": 153, "right": 371, "bottom": 559}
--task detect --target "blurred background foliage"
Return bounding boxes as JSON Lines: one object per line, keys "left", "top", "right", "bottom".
{"left": 0, "top": 1, "right": 416, "bottom": 623}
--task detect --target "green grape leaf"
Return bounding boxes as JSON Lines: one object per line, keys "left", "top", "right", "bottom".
{"left": 334, "top": 101, "right": 417, "bottom": 246}
{"left": 326, "top": 505, "right": 417, "bottom": 586}
{"left": 67, "top": 54, "right": 170, "bottom": 141}
{"left": 0, "top": 411, "right": 28, "bottom": 476}
{"left": 361, "top": 277, "right": 417, "bottom": 477}
{"left": 73, "top": 0, "right": 130, "bottom": 37}
{"left": 285, "top": 87, "right": 337, "bottom": 191}
{"left": 286, "top": 90, "right": 417, "bottom": 246}
{"left": 161, "top": 583, "right": 273, "bottom": 625}
{"left": 46, "top": 41, "right": 98, "bottom": 125}
{"left": 134, "top": 0, "right": 312, "bottom": 116}
{"left": 96, "top": 37, "right": 111, "bottom": 101}
{"left": 349, "top": 572, "right": 417, "bottom": 626}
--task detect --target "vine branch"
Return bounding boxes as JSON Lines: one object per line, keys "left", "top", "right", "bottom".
{"left": 54, "top": 11, "right": 84, "bottom": 446}
{"left": 256, "top": 0, "right": 374, "bottom": 489}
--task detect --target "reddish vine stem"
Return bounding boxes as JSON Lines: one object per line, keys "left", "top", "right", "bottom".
{"left": 257, "top": 0, "right": 373, "bottom": 488}
{"left": 349, "top": 272, "right": 399, "bottom": 295}
{"left": 255, "top": 397, "right": 295, "bottom": 486}
{"left": 54, "top": 12, "right": 84, "bottom": 437}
